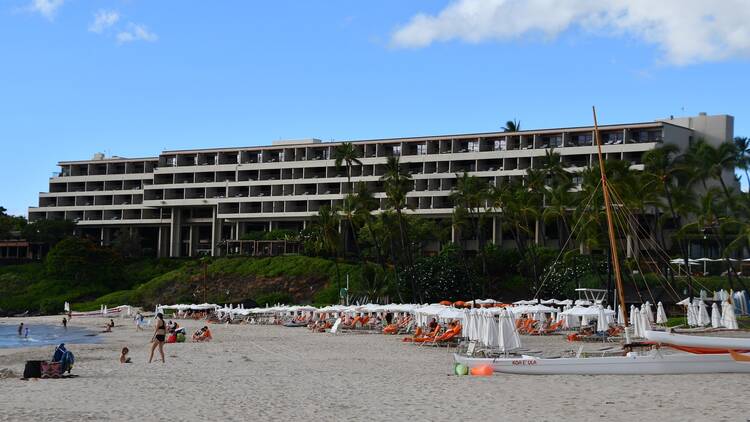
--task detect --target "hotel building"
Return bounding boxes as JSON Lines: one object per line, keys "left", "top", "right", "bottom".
{"left": 28, "top": 113, "right": 735, "bottom": 257}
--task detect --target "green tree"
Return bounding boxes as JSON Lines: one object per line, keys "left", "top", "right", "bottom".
{"left": 333, "top": 142, "right": 362, "bottom": 193}
{"left": 502, "top": 119, "right": 521, "bottom": 132}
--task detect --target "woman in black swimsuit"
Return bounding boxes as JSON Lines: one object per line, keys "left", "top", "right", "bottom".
{"left": 149, "top": 313, "right": 167, "bottom": 363}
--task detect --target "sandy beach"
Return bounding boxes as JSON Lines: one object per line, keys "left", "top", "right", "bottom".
{"left": 0, "top": 315, "right": 748, "bottom": 422}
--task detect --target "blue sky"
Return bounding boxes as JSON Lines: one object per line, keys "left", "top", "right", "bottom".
{"left": 1, "top": 0, "right": 749, "bottom": 216}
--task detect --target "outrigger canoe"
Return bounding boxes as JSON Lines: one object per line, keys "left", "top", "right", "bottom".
{"left": 453, "top": 350, "right": 750, "bottom": 375}
{"left": 645, "top": 330, "right": 750, "bottom": 351}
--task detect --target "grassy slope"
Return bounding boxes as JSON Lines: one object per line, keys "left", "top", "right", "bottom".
{"left": 77, "top": 256, "right": 364, "bottom": 311}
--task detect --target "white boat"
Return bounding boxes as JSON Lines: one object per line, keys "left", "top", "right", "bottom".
{"left": 453, "top": 350, "right": 750, "bottom": 375}
{"left": 645, "top": 330, "right": 750, "bottom": 350}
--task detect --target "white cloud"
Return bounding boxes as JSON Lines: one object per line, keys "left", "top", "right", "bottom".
{"left": 391, "top": 0, "right": 750, "bottom": 65}
{"left": 88, "top": 10, "right": 120, "bottom": 33}
{"left": 116, "top": 23, "right": 158, "bottom": 44}
{"left": 29, "top": 0, "right": 64, "bottom": 20}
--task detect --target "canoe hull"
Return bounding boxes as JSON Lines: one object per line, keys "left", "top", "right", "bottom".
{"left": 453, "top": 352, "right": 750, "bottom": 375}
{"left": 645, "top": 330, "right": 750, "bottom": 350}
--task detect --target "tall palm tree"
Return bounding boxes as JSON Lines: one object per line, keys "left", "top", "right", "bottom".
{"left": 450, "top": 172, "right": 490, "bottom": 295}
{"left": 381, "top": 156, "right": 413, "bottom": 266}
{"left": 734, "top": 136, "right": 750, "bottom": 192}
{"left": 542, "top": 176, "right": 574, "bottom": 249}
{"left": 333, "top": 142, "right": 362, "bottom": 193}
{"left": 684, "top": 139, "right": 738, "bottom": 203}
{"left": 353, "top": 182, "right": 385, "bottom": 268}
{"left": 312, "top": 205, "right": 343, "bottom": 297}
{"left": 502, "top": 119, "right": 521, "bottom": 132}
{"left": 340, "top": 194, "right": 361, "bottom": 259}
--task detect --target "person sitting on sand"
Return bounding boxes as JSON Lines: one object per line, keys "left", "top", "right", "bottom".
{"left": 120, "top": 347, "right": 132, "bottom": 363}
{"left": 109, "top": 319, "right": 115, "bottom": 328}
{"left": 193, "top": 326, "right": 212, "bottom": 342}
{"left": 428, "top": 318, "right": 438, "bottom": 332}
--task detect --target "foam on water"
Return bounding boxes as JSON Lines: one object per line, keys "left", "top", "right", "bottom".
{"left": 0, "top": 323, "right": 100, "bottom": 349}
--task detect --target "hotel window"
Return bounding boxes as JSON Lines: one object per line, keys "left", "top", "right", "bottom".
{"left": 550, "top": 136, "right": 562, "bottom": 148}
{"left": 392, "top": 145, "right": 401, "bottom": 156}
{"left": 416, "top": 144, "right": 427, "bottom": 155}
{"left": 495, "top": 139, "right": 506, "bottom": 151}
{"left": 468, "top": 141, "right": 479, "bottom": 152}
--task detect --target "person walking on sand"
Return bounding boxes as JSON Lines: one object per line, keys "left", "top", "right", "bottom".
{"left": 148, "top": 313, "right": 166, "bottom": 363}
{"left": 135, "top": 312, "right": 144, "bottom": 331}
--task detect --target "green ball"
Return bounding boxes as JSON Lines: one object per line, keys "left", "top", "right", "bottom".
{"left": 455, "top": 364, "right": 469, "bottom": 376}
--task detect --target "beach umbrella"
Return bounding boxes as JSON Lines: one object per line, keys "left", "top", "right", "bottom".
{"left": 617, "top": 306, "right": 625, "bottom": 325}
{"left": 711, "top": 302, "right": 722, "bottom": 328}
{"left": 630, "top": 306, "right": 643, "bottom": 337}
{"left": 596, "top": 306, "right": 608, "bottom": 332}
{"left": 721, "top": 301, "right": 739, "bottom": 329}
{"left": 64, "top": 302, "right": 70, "bottom": 313}
{"left": 103, "top": 305, "right": 108, "bottom": 316}
{"left": 498, "top": 309, "right": 521, "bottom": 353}
{"left": 581, "top": 314, "right": 590, "bottom": 326}
{"left": 643, "top": 302, "right": 654, "bottom": 323}
{"left": 640, "top": 307, "right": 651, "bottom": 334}
{"left": 656, "top": 302, "right": 668, "bottom": 324}
{"left": 481, "top": 311, "right": 499, "bottom": 348}
{"left": 686, "top": 301, "right": 696, "bottom": 326}
{"left": 698, "top": 301, "right": 710, "bottom": 326}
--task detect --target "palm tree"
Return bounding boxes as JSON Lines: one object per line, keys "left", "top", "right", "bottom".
{"left": 340, "top": 194, "right": 361, "bottom": 259}
{"left": 542, "top": 176, "right": 574, "bottom": 249}
{"left": 684, "top": 139, "right": 738, "bottom": 203}
{"left": 450, "top": 172, "right": 490, "bottom": 295}
{"left": 502, "top": 119, "right": 521, "bottom": 132}
{"left": 333, "top": 142, "right": 362, "bottom": 193}
{"left": 311, "top": 205, "right": 343, "bottom": 298}
{"left": 734, "top": 136, "right": 750, "bottom": 192}
{"left": 381, "top": 156, "right": 413, "bottom": 266}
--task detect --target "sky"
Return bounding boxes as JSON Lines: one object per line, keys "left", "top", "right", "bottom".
{"left": 1, "top": 0, "right": 749, "bottom": 216}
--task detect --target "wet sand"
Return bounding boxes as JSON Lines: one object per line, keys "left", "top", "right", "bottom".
{"left": 0, "top": 315, "right": 747, "bottom": 421}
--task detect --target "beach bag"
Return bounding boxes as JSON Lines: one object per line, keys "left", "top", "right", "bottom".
{"left": 176, "top": 333, "right": 186, "bottom": 343}
{"left": 23, "top": 360, "right": 43, "bottom": 379}
{"left": 41, "top": 361, "right": 62, "bottom": 378}
{"left": 167, "top": 334, "right": 177, "bottom": 343}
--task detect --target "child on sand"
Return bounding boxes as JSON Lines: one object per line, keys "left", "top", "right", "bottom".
{"left": 120, "top": 347, "right": 132, "bottom": 363}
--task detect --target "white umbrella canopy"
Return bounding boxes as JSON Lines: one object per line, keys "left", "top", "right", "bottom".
{"left": 575, "top": 299, "right": 593, "bottom": 306}
{"left": 630, "top": 306, "right": 643, "bottom": 337}
{"left": 643, "top": 302, "right": 654, "bottom": 323}
{"left": 556, "top": 299, "right": 574, "bottom": 306}
{"left": 687, "top": 303, "right": 698, "bottom": 327}
{"left": 640, "top": 307, "right": 651, "bottom": 334}
{"left": 676, "top": 297, "right": 691, "bottom": 306}
{"left": 497, "top": 309, "right": 522, "bottom": 353}
{"left": 656, "top": 302, "right": 668, "bottom": 324}
{"left": 617, "top": 306, "right": 626, "bottom": 325}
{"left": 480, "top": 311, "right": 499, "bottom": 347}
{"left": 596, "top": 307, "right": 609, "bottom": 332}
{"left": 698, "top": 301, "right": 711, "bottom": 326}
{"left": 721, "top": 300, "right": 739, "bottom": 329}
{"left": 711, "top": 302, "right": 722, "bottom": 328}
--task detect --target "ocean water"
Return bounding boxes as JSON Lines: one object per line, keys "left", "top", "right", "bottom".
{"left": 0, "top": 323, "right": 100, "bottom": 349}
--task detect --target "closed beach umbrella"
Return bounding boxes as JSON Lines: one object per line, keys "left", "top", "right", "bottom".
{"left": 630, "top": 306, "right": 643, "bottom": 337}
{"left": 686, "top": 301, "right": 696, "bottom": 326}
{"left": 721, "top": 301, "right": 738, "bottom": 329}
{"left": 644, "top": 302, "right": 654, "bottom": 323}
{"left": 498, "top": 309, "right": 521, "bottom": 353}
{"left": 656, "top": 302, "right": 668, "bottom": 324}
{"left": 698, "top": 301, "right": 710, "bottom": 326}
{"left": 482, "top": 311, "right": 499, "bottom": 348}
{"left": 617, "top": 306, "right": 625, "bottom": 325}
{"left": 596, "top": 306, "right": 608, "bottom": 332}
{"left": 711, "top": 302, "right": 722, "bottom": 328}
{"left": 640, "top": 307, "right": 651, "bottom": 334}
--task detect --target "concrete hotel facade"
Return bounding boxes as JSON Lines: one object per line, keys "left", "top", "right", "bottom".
{"left": 28, "top": 113, "right": 735, "bottom": 257}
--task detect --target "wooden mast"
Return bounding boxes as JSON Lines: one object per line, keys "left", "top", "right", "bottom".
{"left": 592, "top": 106, "right": 628, "bottom": 326}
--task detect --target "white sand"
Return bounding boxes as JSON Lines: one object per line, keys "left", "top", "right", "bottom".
{"left": 0, "top": 315, "right": 748, "bottom": 421}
